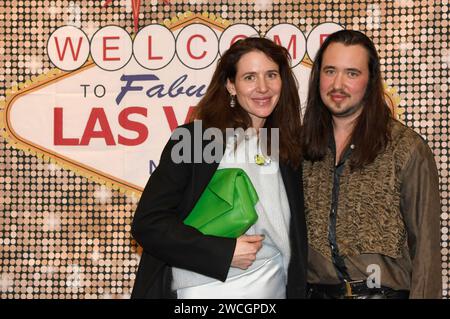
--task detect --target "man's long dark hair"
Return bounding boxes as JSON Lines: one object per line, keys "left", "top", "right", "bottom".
{"left": 301, "top": 30, "right": 392, "bottom": 169}
{"left": 192, "top": 37, "right": 302, "bottom": 168}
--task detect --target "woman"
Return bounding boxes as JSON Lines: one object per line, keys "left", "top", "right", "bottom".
{"left": 131, "top": 37, "right": 307, "bottom": 299}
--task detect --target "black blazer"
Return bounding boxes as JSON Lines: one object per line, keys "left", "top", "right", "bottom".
{"left": 131, "top": 123, "right": 307, "bottom": 298}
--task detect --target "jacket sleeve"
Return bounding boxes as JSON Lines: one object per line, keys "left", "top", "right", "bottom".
{"left": 400, "top": 138, "right": 442, "bottom": 298}
{"left": 131, "top": 126, "right": 236, "bottom": 281}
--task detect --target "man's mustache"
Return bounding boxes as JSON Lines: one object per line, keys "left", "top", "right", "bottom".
{"left": 327, "top": 90, "right": 350, "bottom": 97}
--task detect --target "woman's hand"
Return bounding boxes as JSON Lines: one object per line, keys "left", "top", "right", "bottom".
{"left": 230, "top": 234, "right": 265, "bottom": 270}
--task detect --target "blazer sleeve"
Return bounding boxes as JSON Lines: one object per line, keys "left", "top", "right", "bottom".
{"left": 131, "top": 126, "right": 236, "bottom": 281}
{"left": 400, "top": 138, "right": 442, "bottom": 298}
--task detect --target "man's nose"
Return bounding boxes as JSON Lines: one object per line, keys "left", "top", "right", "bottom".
{"left": 332, "top": 73, "right": 344, "bottom": 90}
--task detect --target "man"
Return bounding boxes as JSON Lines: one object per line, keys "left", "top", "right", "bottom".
{"left": 301, "top": 30, "right": 442, "bottom": 299}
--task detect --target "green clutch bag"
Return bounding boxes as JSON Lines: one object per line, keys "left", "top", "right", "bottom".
{"left": 184, "top": 168, "right": 259, "bottom": 238}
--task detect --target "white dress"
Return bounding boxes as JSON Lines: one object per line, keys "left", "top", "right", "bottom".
{"left": 173, "top": 130, "right": 291, "bottom": 299}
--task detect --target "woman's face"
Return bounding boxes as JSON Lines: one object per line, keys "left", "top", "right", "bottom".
{"left": 226, "top": 50, "right": 282, "bottom": 129}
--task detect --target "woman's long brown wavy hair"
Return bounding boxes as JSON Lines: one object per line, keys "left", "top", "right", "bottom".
{"left": 191, "top": 37, "right": 302, "bottom": 168}
{"left": 301, "top": 30, "right": 392, "bottom": 170}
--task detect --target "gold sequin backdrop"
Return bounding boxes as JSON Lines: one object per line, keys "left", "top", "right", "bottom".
{"left": 0, "top": 0, "right": 448, "bottom": 299}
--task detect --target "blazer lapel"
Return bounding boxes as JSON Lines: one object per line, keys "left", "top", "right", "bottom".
{"left": 279, "top": 163, "right": 301, "bottom": 216}
{"left": 182, "top": 134, "right": 226, "bottom": 218}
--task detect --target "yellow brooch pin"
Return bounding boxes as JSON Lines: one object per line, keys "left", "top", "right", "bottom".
{"left": 254, "top": 154, "right": 271, "bottom": 166}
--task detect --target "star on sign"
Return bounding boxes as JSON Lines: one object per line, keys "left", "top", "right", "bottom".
{"left": 103, "top": 0, "right": 172, "bottom": 32}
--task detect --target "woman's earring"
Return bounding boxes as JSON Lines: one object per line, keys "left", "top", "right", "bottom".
{"left": 230, "top": 94, "right": 236, "bottom": 108}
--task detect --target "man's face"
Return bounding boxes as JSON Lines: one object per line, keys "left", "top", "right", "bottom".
{"left": 319, "top": 42, "right": 370, "bottom": 118}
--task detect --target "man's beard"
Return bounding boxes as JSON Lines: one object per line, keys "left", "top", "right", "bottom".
{"left": 329, "top": 101, "right": 364, "bottom": 118}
